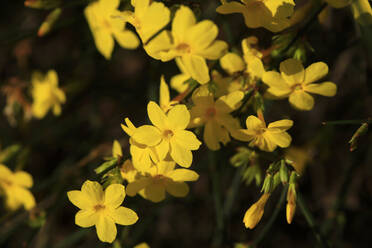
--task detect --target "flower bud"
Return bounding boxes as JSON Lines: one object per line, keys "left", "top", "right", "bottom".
{"left": 286, "top": 183, "right": 297, "bottom": 224}
{"left": 24, "top": 0, "right": 60, "bottom": 9}
{"left": 243, "top": 193, "right": 270, "bottom": 229}
{"left": 350, "top": 0, "right": 372, "bottom": 26}
{"left": 38, "top": 8, "right": 62, "bottom": 37}
{"left": 279, "top": 160, "right": 289, "bottom": 184}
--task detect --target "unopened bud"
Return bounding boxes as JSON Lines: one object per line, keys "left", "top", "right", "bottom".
{"left": 286, "top": 183, "right": 297, "bottom": 224}
{"left": 24, "top": 0, "right": 60, "bottom": 9}
{"left": 243, "top": 193, "right": 270, "bottom": 229}
{"left": 261, "top": 174, "right": 273, "bottom": 194}
{"left": 38, "top": 8, "right": 62, "bottom": 37}
{"left": 350, "top": 0, "right": 372, "bottom": 26}
{"left": 349, "top": 122, "right": 368, "bottom": 151}
{"left": 279, "top": 160, "right": 289, "bottom": 184}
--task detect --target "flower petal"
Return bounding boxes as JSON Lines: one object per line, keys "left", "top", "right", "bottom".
{"left": 172, "top": 6, "right": 196, "bottom": 41}
{"left": 113, "top": 30, "right": 139, "bottom": 49}
{"left": 265, "top": 131, "right": 292, "bottom": 148}
{"left": 109, "top": 206, "right": 138, "bottom": 225}
{"left": 181, "top": 55, "right": 210, "bottom": 84}
{"left": 304, "top": 82, "right": 337, "bottom": 97}
{"left": 143, "top": 183, "right": 166, "bottom": 202}
{"left": 147, "top": 101, "right": 167, "bottom": 129}
{"left": 132, "top": 125, "right": 162, "bottom": 146}
{"left": 279, "top": 58, "right": 305, "bottom": 86}
{"left": 166, "top": 182, "right": 189, "bottom": 197}
{"left": 96, "top": 215, "right": 117, "bottom": 243}
{"left": 267, "top": 119, "right": 293, "bottom": 131}
{"left": 204, "top": 120, "right": 223, "bottom": 150}
{"left": 168, "top": 169, "right": 199, "bottom": 181}
{"left": 67, "top": 190, "right": 93, "bottom": 209}
{"left": 304, "top": 62, "right": 329, "bottom": 84}
{"left": 245, "top": 115, "right": 264, "bottom": 130}
{"left": 216, "top": 2, "right": 245, "bottom": 14}
{"left": 81, "top": 180, "right": 104, "bottom": 204}
{"left": 220, "top": 53, "right": 245, "bottom": 74}
{"left": 126, "top": 178, "right": 151, "bottom": 196}
{"left": 104, "top": 184, "right": 125, "bottom": 208}
{"left": 170, "top": 139, "right": 193, "bottom": 168}
{"left": 75, "top": 209, "right": 98, "bottom": 227}
{"left": 289, "top": 90, "right": 314, "bottom": 111}
{"left": 215, "top": 91, "right": 244, "bottom": 113}
{"left": 13, "top": 171, "right": 33, "bottom": 188}
{"left": 173, "top": 130, "right": 201, "bottom": 150}
{"left": 197, "top": 40, "right": 228, "bottom": 60}
{"left": 262, "top": 71, "right": 292, "bottom": 96}
{"left": 188, "top": 20, "right": 218, "bottom": 50}
{"left": 167, "top": 104, "right": 190, "bottom": 130}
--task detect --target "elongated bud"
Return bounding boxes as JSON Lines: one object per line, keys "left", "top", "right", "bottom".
{"left": 349, "top": 122, "right": 368, "bottom": 151}
{"left": 243, "top": 193, "right": 270, "bottom": 229}
{"left": 351, "top": 0, "right": 372, "bottom": 26}
{"left": 24, "top": 0, "right": 60, "bottom": 9}
{"left": 286, "top": 183, "right": 297, "bottom": 224}
{"left": 230, "top": 147, "right": 252, "bottom": 167}
{"left": 38, "top": 8, "right": 62, "bottom": 37}
{"left": 279, "top": 160, "right": 289, "bottom": 184}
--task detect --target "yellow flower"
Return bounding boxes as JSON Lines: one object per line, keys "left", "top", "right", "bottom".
{"left": 262, "top": 58, "right": 337, "bottom": 111}
{"left": 122, "top": 0, "right": 170, "bottom": 43}
{"left": 216, "top": 37, "right": 265, "bottom": 97}
{"left": 112, "top": 140, "right": 123, "bottom": 158}
{"left": 189, "top": 86, "right": 244, "bottom": 150}
{"left": 243, "top": 193, "right": 270, "bottom": 229}
{"left": 159, "top": 75, "right": 178, "bottom": 112}
{"left": 67, "top": 181, "right": 138, "bottom": 243}
{"left": 216, "top": 0, "right": 295, "bottom": 32}
{"left": 0, "top": 164, "right": 35, "bottom": 211}
{"left": 84, "top": 0, "right": 139, "bottom": 60}
{"left": 132, "top": 101, "right": 201, "bottom": 168}
{"left": 145, "top": 6, "right": 228, "bottom": 84}
{"left": 121, "top": 118, "right": 159, "bottom": 172}
{"left": 31, "top": 70, "right": 66, "bottom": 119}
{"left": 126, "top": 160, "right": 199, "bottom": 202}
{"left": 232, "top": 114, "right": 293, "bottom": 152}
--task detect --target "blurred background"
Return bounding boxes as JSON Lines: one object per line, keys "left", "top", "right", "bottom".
{"left": 1, "top": 0, "right": 372, "bottom": 247}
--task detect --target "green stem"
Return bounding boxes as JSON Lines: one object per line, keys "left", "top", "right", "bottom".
{"left": 209, "top": 151, "right": 224, "bottom": 247}
{"left": 297, "top": 193, "right": 330, "bottom": 248}
{"left": 251, "top": 185, "right": 288, "bottom": 247}
{"left": 223, "top": 166, "right": 243, "bottom": 218}
{"left": 322, "top": 118, "right": 371, "bottom": 125}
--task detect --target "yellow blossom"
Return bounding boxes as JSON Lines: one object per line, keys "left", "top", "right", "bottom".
{"left": 262, "top": 58, "right": 337, "bottom": 111}
{"left": 134, "top": 243, "right": 150, "bottom": 248}
{"left": 243, "top": 193, "right": 270, "bottom": 229}
{"left": 0, "top": 164, "right": 35, "bottom": 211}
{"left": 232, "top": 114, "right": 293, "bottom": 152}
{"left": 84, "top": 0, "right": 139, "bottom": 60}
{"left": 67, "top": 180, "right": 138, "bottom": 243}
{"left": 189, "top": 86, "right": 244, "bottom": 150}
{"left": 121, "top": 118, "right": 159, "bottom": 172}
{"left": 120, "top": 159, "right": 138, "bottom": 183}
{"left": 216, "top": 37, "right": 265, "bottom": 97}
{"left": 132, "top": 101, "right": 201, "bottom": 168}
{"left": 122, "top": 0, "right": 170, "bottom": 43}
{"left": 145, "top": 6, "right": 228, "bottom": 84}
{"left": 31, "top": 70, "right": 66, "bottom": 119}
{"left": 126, "top": 160, "right": 199, "bottom": 202}
{"left": 159, "top": 75, "right": 178, "bottom": 112}
{"left": 216, "top": 0, "right": 295, "bottom": 32}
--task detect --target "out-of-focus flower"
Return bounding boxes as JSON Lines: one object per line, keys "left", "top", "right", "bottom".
{"left": 145, "top": 6, "right": 228, "bottom": 84}
{"left": 285, "top": 146, "right": 311, "bottom": 174}
{"left": 262, "top": 58, "right": 337, "bottom": 111}
{"left": 0, "top": 164, "right": 35, "bottom": 211}
{"left": 132, "top": 102, "right": 201, "bottom": 168}
{"left": 243, "top": 193, "right": 270, "bottom": 229}
{"left": 126, "top": 160, "right": 199, "bottom": 202}
{"left": 31, "top": 70, "right": 66, "bottom": 119}
{"left": 122, "top": 0, "right": 170, "bottom": 43}
{"left": 84, "top": 0, "right": 139, "bottom": 59}
{"left": 170, "top": 58, "right": 191, "bottom": 93}
{"left": 350, "top": 0, "right": 372, "bottom": 26}
{"left": 232, "top": 114, "right": 293, "bottom": 152}
{"left": 134, "top": 243, "right": 150, "bottom": 248}
{"left": 216, "top": 0, "right": 295, "bottom": 32}
{"left": 67, "top": 181, "right": 138, "bottom": 243}
{"left": 189, "top": 86, "right": 244, "bottom": 150}
{"left": 325, "top": 0, "right": 353, "bottom": 8}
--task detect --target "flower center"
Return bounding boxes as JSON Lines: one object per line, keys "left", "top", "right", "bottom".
{"left": 163, "top": 129, "right": 174, "bottom": 139}
{"left": 176, "top": 43, "right": 191, "bottom": 53}
{"left": 292, "top": 84, "right": 303, "bottom": 91}
{"left": 255, "top": 127, "right": 266, "bottom": 136}
{"left": 94, "top": 204, "right": 106, "bottom": 212}
{"left": 205, "top": 107, "right": 216, "bottom": 119}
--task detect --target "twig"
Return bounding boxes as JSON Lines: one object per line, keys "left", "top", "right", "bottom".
{"left": 322, "top": 118, "right": 371, "bottom": 125}
{"left": 297, "top": 193, "right": 330, "bottom": 248}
